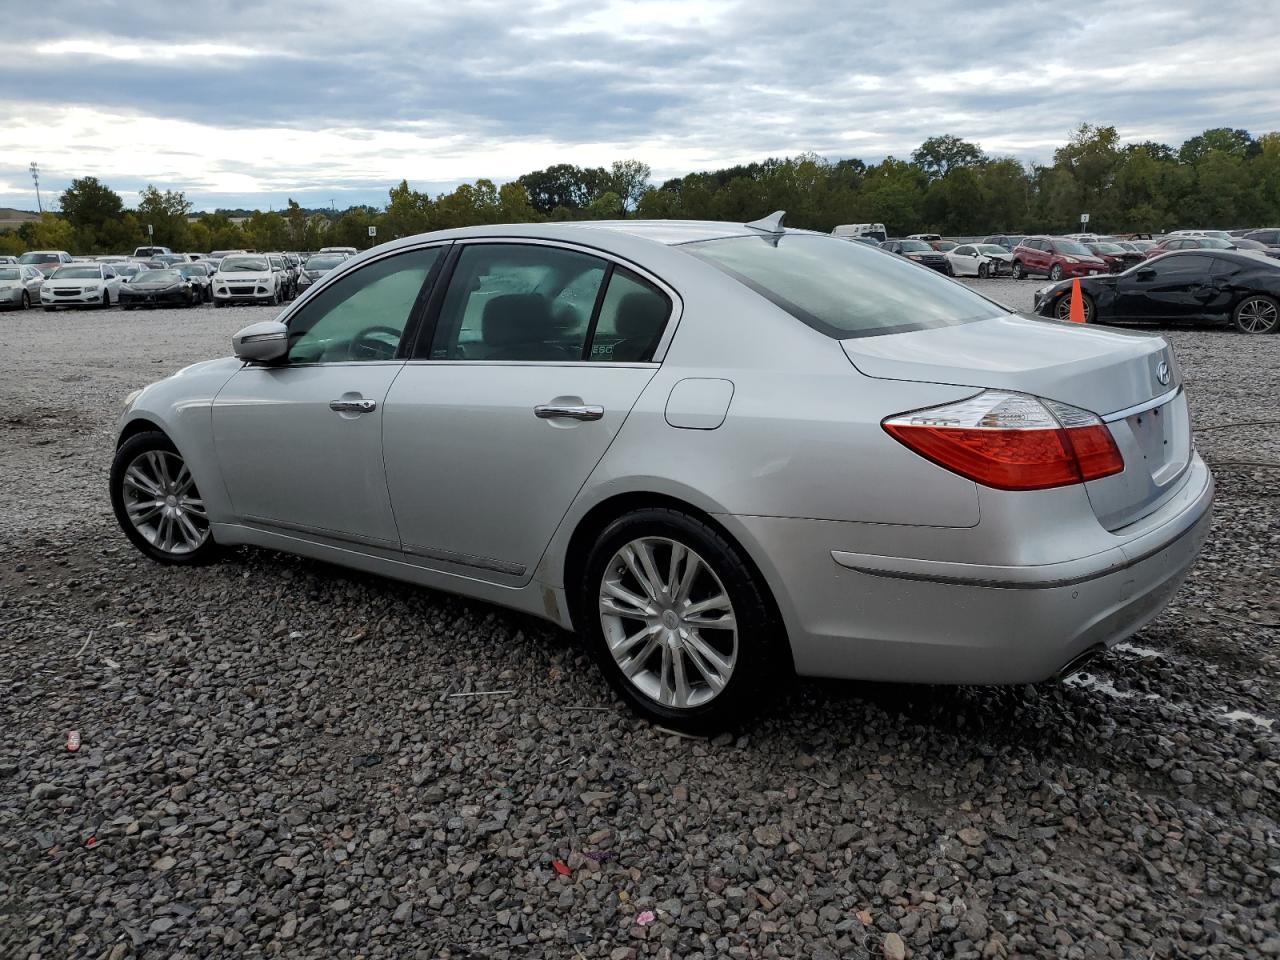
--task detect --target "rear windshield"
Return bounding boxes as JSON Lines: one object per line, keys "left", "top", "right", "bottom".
{"left": 0, "top": 267, "right": 19, "bottom": 280}
{"left": 684, "top": 233, "right": 1004, "bottom": 339}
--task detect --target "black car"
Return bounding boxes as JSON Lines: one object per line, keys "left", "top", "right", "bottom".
{"left": 880, "top": 239, "right": 950, "bottom": 273}
{"left": 1033, "top": 250, "right": 1280, "bottom": 334}
{"left": 177, "top": 263, "right": 214, "bottom": 302}
{"left": 118, "top": 269, "right": 202, "bottom": 309}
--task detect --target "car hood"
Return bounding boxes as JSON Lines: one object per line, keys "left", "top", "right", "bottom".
{"left": 841, "top": 314, "right": 1175, "bottom": 416}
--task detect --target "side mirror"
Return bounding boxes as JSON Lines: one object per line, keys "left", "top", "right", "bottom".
{"left": 233, "top": 320, "right": 289, "bottom": 363}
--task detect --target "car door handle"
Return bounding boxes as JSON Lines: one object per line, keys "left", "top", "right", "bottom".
{"left": 329, "top": 398, "right": 377, "bottom": 413}
{"left": 534, "top": 403, "right": 604, "bottom": 421}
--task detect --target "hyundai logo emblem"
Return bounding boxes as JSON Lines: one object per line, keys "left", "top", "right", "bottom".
{"left": 1155, "top": 360, "right": 1171, "bottom": 386}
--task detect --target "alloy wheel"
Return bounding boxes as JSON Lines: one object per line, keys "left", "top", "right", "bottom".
{"left": 1234, "top": 297, "right": 1279, "bottom": 334}
{"left": 120, "top": 449, "right": 209, "bottom": 555}
{"left": 1055, "top": 293, "right": 1092, "bottom": 323}
{"left": 598, "top": 537, "right": 738, "bottom": 710}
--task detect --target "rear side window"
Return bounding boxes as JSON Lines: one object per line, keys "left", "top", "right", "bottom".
{"left": 589, "top": 267, "right": 670, "bottom": 362}
{"left": 685, "top": 233, "right": 1003, "bottom": 339}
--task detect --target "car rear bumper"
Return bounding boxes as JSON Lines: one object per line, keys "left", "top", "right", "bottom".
{"left": 724, "top": 454, "right": 1213, "bottom": 684}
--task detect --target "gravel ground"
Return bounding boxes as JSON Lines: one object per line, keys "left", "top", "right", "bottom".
{"left": 1, "top": 291, "right": 1277, "bottom": 960}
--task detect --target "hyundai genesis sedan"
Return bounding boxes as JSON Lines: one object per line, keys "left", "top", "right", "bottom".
{"left": 110, "top": 216, "right": 1214, "bottom": 730}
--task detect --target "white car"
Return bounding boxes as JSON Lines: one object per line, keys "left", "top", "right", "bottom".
{"left": 39, "top": 262, "right": 123, "bottom": 310}
{"left": 320, "top": 246, "right": 358, "bottom": 257}
{"left": 212, "top": 253, "right": 282, "bottom": 307}
{"left": 945, "top": 243, "right": 1013, "bottom": 278}
{"left": 0, "top": 264, "right": 45, "bottom": 309}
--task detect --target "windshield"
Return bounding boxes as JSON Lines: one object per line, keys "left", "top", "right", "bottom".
{"left": 976, "top": 244, "right": 1008, "bottom": 255}
{"left": 179, "top": 265, "right": 207, "bottom": 276}
{"left": 219, "top": 256, "right": 269, "bottom": 272}
{"left": 897, "top": 240, "right": 933, "bottom": 253}
{"left": 18, "top": 253, "right": 58, "bottom": 264}
{"left": 135, "top": 270, "right": 181, "bottom": 283}
{"left": 1089, "top": 242, "right": 1124, "bottom": 253}
{"left": 0, "top": 268, "right": 19, "bottom": 280}
{"left": 1053, "top": 240, "right": 1093, "bottom": 255}
{"left": 50, "top": 266, "right": 102, "bottom": 279}
{"left": 685, "top": 233, "right": 1003, "bottom": 339}
{"left": 1200, "top": 237, "right": 1233, "bottom": 249}
{"left": 304, "top": 255, "right": 344, "bottom": 271}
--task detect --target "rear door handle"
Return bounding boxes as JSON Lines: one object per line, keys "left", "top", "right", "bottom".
{"left": 329, "top": 398, "right": 377, "bottom": 413}
{"left": 534, "top": 403, "right": 604, "bottom": 421}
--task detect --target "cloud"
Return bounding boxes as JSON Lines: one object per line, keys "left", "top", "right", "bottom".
{"left": 0, "top": 0, "right": 1277, "bottom": 211}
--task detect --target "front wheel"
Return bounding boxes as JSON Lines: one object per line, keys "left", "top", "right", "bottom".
{"left": 102, "top": 291, "right": 111, "bottom": 308}
{"left": 1049, "top": 264, "right": 1064, "bottom": 282}
{"left": 110, "top": 431, "right": 220, "bottom": 565}
{"left": 21, "top": 291, "right": 30, "bottom": 309}
{"left": 1054, "top": 290, "right": 1095, "bottom": 323}
{"left": 1232, "top": 295, "right": 1279, "bottom": 334}
{"left": 580, "top": 508, "right": 785, "bottom": 732}
{"left": 1012, "top": 261, "right": 1024, "bottom": 280}
{"left": 978, "top": 262, "right": 989, "bottom": 279}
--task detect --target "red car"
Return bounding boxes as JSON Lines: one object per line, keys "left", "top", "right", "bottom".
{"left": 1010, "top": 236, "right": 1110, "bottom": 280}
{"left": 1084, "top": 241, "right": 1145, "bottom": 273}
{"left": 1143, "top": 236, "right": 1235, "bottom": 259}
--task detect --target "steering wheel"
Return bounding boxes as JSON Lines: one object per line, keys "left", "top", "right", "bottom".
{"left": 347, "top": 325, "right": 403, "bottom": 361}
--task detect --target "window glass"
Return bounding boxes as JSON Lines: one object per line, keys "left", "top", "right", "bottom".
{"left": 428, "top": 244, "right": 607, "bottom": 361}
{"left": 287, "top": 247, "right": 440, "bottom": 363}
{"left": 686, "top": 233, "right": 1002, "bottom": 339}
{"left": 1135, "top": 253, "right": 1213, "bottom": 278}
{"left": 954, "top": 246, "right": 973, "bottom": 256}
{"left": 589, "top": 267, "right": 670, "bottom": 362}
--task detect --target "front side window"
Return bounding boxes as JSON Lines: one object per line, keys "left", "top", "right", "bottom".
{"left": 287, "top": 247, "right": 441, "bottom": 363}
{"left": 953, "top": 246, "right": 974, "bottom": 256}
{"left": 428, "top": 244, "right": 607, "bottom": 361}
{"left": 686, "top": 233, "right": 1003, "bottom": 339}
{"left": 1132, "top": 253, "right": 1213, "bottom": 278}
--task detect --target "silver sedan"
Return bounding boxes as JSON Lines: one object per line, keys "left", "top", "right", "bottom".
{"left": 0, "top": 264, "right": 45, "bottom": 309}
{"left": 110, "top": 216, "right": 1213, "bottom": 730}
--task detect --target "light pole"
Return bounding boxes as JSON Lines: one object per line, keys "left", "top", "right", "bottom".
{"left": 29, "top": 162, "right": 42, "bottom": 214}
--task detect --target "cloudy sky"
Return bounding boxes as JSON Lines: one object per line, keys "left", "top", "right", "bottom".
{"left": 2, "top": 0, "right": 1277, "bottom": 212}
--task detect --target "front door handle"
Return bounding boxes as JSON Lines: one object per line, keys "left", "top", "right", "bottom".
{"left": 329, "top": 398, "right": 377, "bottom": 413}
{"left": 534, "top": 403, "right": 604, "bottom": 421}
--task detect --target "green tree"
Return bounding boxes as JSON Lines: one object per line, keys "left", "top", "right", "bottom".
{"left": 911, "top": 135, "right": 985, "bottom": 181}
{"left": 19, "top": 213, "right": 77, "bottom": 251}
{"left": 243, "top": 210, "right": 291, "bottom": 251}
{"left": 517, "top": 164, "right": 608, "bottom": 214}
{"left": 605, "top": 160, "right": 652, "bottom": 212}
{"left": 137, "top": 185, "right": 194, "bottom": 248}
{"left": 1178, "top": 127, "right": 1258, "bottom": 165}
{"left": 59, "top": 177, "right": 124, "bottom": 231}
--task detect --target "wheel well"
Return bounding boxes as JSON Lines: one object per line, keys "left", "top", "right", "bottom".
{"left": 561, "top": 492, "right": 793, "bottom": 669}
{"left": 116, "top": 417, "right": 167, "bottom": 448}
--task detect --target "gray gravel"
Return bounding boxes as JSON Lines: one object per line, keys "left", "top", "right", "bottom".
{"left": 1, "top": 293, "right": 1277, "bottom": 959}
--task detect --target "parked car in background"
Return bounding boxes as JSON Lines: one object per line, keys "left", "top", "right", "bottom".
{"left": 831, "top": 223, "right": 888, "bottom": 243}
{"left": 112, "top": 262, "right": 145, "bottom": 284}
{"left": 152, "top": 253, "right": 188, "bottom": 267}
{"left": 880, "top": 238, "right": 949, "bottom": 273}
{"left": 1117, "top": 240, "right": 1157, "bottom": 254}
{"left": 1084, "top": 241, "right": 1145, "bottom": 273}
{"left": 212, "top": 253, "right": 282, "bottom": 306}
{"left": 268, "top": 253, "right": 296, "bottom": 299}
{"left": 1143, "top": 236, "right": 1235, "bottom": 259}
{"left": 210, "top": 249, "right": 247, "bottom": 260}
{"left": 907, "top": 233, "right": 942, "bottom": 242}
{"left": 319, "top": 245, "right": 358, "bottom": 257}
{"left": 296, "top": 252, "right": 347, "bottom": 293}
{"left": 982, "top": 234, "right": 1025, "bottom": 252}
{"left": 1011, "top": 237, "right": 1109, "bottom": 280}
{"left": 1242, "top": 228, "right": 1280, "bottom": 253}
{"left": 946, "top": 243, "right": 1013, "bottom": 277}
{"left": 133, "top": 246, "right": 174, "bottom": 258}
{"left": 0, "top": 264, "right": 44, "bottom": 309}
{"left": 1228, "top": 237, "right": 1280, "bottom": 260}
{"left": 19, "top": 250, "right": 74, "bottom": 274}
{"left": 930, "top": 239, "right": 958, "bottom": 252}
{"left": 109, "top": 217, "right": 1212, "bottom": 729}
{"left": 1033, "top": 249, "right": 1280, "bottom": 334}
{"left": 1167, "top": 230, "right": 1233, "bottom": 242}
{"left": 119, "top": 269, "right": 203, "bottom": 309}
{"left": 0, "top": 255, "right": 18, "bottom": 265}
{"left": 39, "top": 262, "right": 123, "bottom": 309}
{"left": 177, "top": 263, "right": 214, "bottom": 301}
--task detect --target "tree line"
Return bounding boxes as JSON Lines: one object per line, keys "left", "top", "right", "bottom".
{"left": 3, "top": 124, "right": 1277, "bottom": 257}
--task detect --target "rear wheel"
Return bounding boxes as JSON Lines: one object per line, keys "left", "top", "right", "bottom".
{"left": 110, "top": 431, "right": 219, "bottom": 565}
{"left": 1232, "top": 295, "right": 1279, "bottom": 334}
{"left": 580, "top": 508, "right": 785, "bottom": 732}
{"left": 21, "top": 291, "right": 29, "bottom": 309}
{"left": 1049, "top": 263, "right": 1064, "bottom": 281}
{"left": 1012, "top": 261, "right": 1024, "bottom": 280}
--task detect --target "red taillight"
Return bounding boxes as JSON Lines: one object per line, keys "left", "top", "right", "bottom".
{"left": 883, "top": 391, "right": 1123, "bottom": 491}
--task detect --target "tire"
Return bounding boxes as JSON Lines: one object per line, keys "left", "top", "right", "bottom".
{"left": 110, "top": 431, "right": 220, "bottom": 565}
{"left": 1012, "top": 261, "right": 1024, "bottom": 280}
{"left": 1054, "top": 291, "right": 1094, "bottom": 323}
{"left": 579, "top": 508, "right": 786, "bottom": 733}
{"left": 21, "top": 291, "right": 30, "bottom": 309}
{"left": 214, "top": 300, "right": 224, "bottom": 308}
{"left": 1049, "top": 264, "right": 1064, "bottom": 282}
{"left": 101, "top": 291, "right": 111, "bottom": 308}
{"left": 978, "top": 263, "right": 989, "bottom": 279}
{"left": 1231, "top": 295, "right": 1279, "bottom": 334}
{"left": 43, "top": 306, "right": 55, "bottom": 312}
{"left": 123, "top": 305, "right": 134, "bottom": 311}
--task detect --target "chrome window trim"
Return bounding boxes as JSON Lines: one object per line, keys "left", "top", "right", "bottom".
{"left": 445, "top": 235, "right": 684, "bottom": 364}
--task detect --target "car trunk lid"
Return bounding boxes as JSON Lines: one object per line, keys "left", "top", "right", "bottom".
{"left": 842, "top": 315, "right": 1192, "bottom": 529}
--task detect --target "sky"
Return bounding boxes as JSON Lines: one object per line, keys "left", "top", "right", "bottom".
{"left": 2, "top": 0, "right": 1278, "bottom": 213}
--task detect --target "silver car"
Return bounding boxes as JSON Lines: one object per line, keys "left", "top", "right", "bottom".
{"left": 110, "top": 217, "right": 1213, "bottom": 729}
{"left": 0, "top": 264, "right": 44, "bottom": 309}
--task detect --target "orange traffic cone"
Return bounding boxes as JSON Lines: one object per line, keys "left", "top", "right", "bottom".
{"left": 1068, "top": 277, "right": 1086, "bottom": 323}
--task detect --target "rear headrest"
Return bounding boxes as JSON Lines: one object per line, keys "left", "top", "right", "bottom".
{"left": 615, "top": 292, "right": 666, "bottom": 337}
{"left": 483, "top": 294, "right": 548, "bottom": 347}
